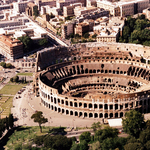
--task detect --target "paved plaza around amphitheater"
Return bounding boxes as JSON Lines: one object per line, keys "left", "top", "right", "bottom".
{"left": 11, "top": 83, "right": 102, "bottom": 128}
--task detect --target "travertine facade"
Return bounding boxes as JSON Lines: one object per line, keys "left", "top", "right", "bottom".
{"left": 33, "top": 42, "right": 150, "bottom": 119}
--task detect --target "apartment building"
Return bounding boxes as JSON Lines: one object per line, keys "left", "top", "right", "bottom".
{"left": 13, "top": 1, "right": 28, "bottom": 13}
{"left": 0, "top": 4, "right": 11, "bottom": 11}
{"left": 56, "top": 0, "right": 86, "bottom": 9}
{"left": 94, "top": 17, "right": 125, "bottom": 42}
{"left": 41, "top": 6, "right": 61, "bottom": 16}
{"left": 63, "top": 3, "right": 81, "bottom": 17}
{"left": 97, "top": 0, "right": 149, "bottom": 17}
{"left": 61, "top": 22, "right": 74, "bottom": 38}
{"left": 75, "top": 22, "right": 89, "bottom": 36}
{"left": 74, "top": 6, "right": 97, "bottom": 17}
{"left": 0, "top": 35, "right": 23, "bottom": 60}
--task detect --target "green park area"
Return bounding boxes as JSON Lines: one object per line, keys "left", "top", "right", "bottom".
{"left": 5, "top": 126, "right": 50, "bottom": 150}
{"left": 17, "top": 72, "right": 33, "bottom": 76}
{"left": 0, "top": 96, "right": 13, "bottom": 118}
{"left": 0, "top": 83, "right": 27, "bottom": 118}
{"left": 0, "top": 83, "right": 27, "bottom": 95}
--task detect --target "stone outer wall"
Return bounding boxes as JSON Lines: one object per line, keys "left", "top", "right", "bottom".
{"left": 33, "top": 42, "right": 150, "bottom": 119}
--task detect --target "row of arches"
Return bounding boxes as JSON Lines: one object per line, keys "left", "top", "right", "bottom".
{"left": 41, "top": 99, "right": 125, "bottom": 118}
{"left": 50, "top": 65, "right": 150, "bottom": 83}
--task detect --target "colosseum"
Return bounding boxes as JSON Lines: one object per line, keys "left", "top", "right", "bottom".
{"left": 33, "top": 42, "right": 150, "bottom": 120}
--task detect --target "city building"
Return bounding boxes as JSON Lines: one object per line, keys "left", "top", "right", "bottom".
{"left": 0, "top": 34, "right": 23, "bottom": 60}
{"left": 94, "top": 17, "right": 125, "bottom": 42}
{"left": 61, "top": 22, "right": 74, "bottom": 38}
{"left": 63, "top": 3, "right": 81, "bottom": 17}
{"left": 26, "top": 2, "right": 38, "bottom": 16}
{"left": 74, "top": 6, "right": 97, "bottom": 17}
{"left": 13, "top": 1, "right": 29, "bottom": 13}
{"left": 41, "top": 6, "right": 61, "bottom": 16}
{"left": 75, "top": 22, "right": 89, "bottom": 36}
{"left": 56, "top": 0, "right": 86, "bottom": 9}
{"left": 97, "top": 0, "right": 149, "bottom": 17}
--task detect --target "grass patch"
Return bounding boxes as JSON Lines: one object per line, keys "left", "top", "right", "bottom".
{"left": 0, "top": 96, "right": 13, "bottom": 117}
{"left": 17, "top": 72, "right": 33, "bottom": 76}
{"left": 5, "top": 126, "right": 58, "bottom": 150}
{"left": 0, "top": 83, "right": 27, "bottom": 95}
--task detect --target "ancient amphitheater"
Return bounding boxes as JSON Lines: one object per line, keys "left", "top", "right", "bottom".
{"left": 33, "top": 42, "right": 150, "bottom": 119}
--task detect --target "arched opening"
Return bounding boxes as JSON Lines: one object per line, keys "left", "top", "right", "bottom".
{"left": 79, "top": 102, "right": 82, "bottom": 107}
{"left": 51, "top": 105, "right": 53, "bottom": 110}
{"left": 84, "top": 103, "right": 87, "bottom": 108}
{"left": 94, "top": 113, "right": 98, "bottom": 118}
{"left": 58, "top": 108, "right": 61, "bottom": 112}
{"left": 115, "top": 113, "right": 118, "bottom": 118}
{"left": 84, "top": 112, "right": 87, "bottom": 117}
{"left": 99, "top": 113, "right": 103, "bottom": 118}
{"left": 110, "top": 113, "right": 113, "bottom": 118}
{"left": 54, "top": 98, "right": 56, "bottom": 104}
{"left": 93, "top": 70, "right": 96, "bottom": 73}
{"left": 89, "top": 113, "right": 93, "bottom": 118}
{"left": 94, "top": 104, "right": 97, "bottom": 109}
{"left": 51, "top": 97, "right": 53, "bottom": 102}
{"left": 99, "top": 104, "right": 103, "bottom": 109}
{"left": 61, "top": 100, "right": 64, "bottom": 104}
{"left": 79, "top": 112, "right": 82, "bottom": 117}
{"left": 55, "top": 107, "right": 57, "bottom": 111}
{"left": 77, "top": 65, "right": 80, "bottom": 74}
{"left": 74, "top": 102, "right": 78, "bottom": 107}
{"left": 85, "top": 68, "right": 88, "bottom": 73}
{"left": 115, "top": 104, "right": 118, "bottom": 110}
{"left": 65, "top": 101, "right": 68, "bottom": 106}
{"left": 62, "top": 109, "right": 64, "bottom": 113}
{"left": 70, "top": 101, "right": 73, "bottom": 106}
{"left": 66, "top": 110, "right": 69, "bottom": 114}
{"left": 120, "top": 112, "right": 123, "bottom": 117}
{"left": 75, "top": 111, "right": 78, "bottom": 116}
{"left": 70, "top": 111, "right": 73, "bottom": 115}
{"left": 49, "top": 104, "right": 50, "bottom": 109}
{"left": 105, "top": 113, "right": 108, "bottom": 118}
{"left": 104, "top": 104, "right": 108, "bottom": 109}
{"left": 89, "top": 103, "right": 92, "bottom": 108}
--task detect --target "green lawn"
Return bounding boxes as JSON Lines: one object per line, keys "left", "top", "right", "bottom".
{"left": 5, "top": 126, "right": 55, "bottom": 150}
{"left": 0, "top": 83, "right": 27, "bottom": 95}
{"left": 0, "top": 96, "right": 13, "bottom": 117}
{"left": 17, "top": 72, "right": 33, "bottom": 76}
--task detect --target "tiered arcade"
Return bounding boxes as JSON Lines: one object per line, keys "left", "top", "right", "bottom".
{"left": 33, "top": 42, "right": 150, "bottom": 119}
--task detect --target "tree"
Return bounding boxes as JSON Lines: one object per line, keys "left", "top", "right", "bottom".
{"left": 39, "top": 38, "right": 48, "bottom": 47}
{"left": 139, "top": 129, "right": 150, "bottom": 144}
{"left": 79, "top": 140, "right": 89, "bottom": 150}
{"left": 31, "top": 111, "right": 48, "bottom": 133}
{"left": 91, "top": 122, "right": 101, "bottom": 132}
{"left": 122, "top": 110, "right": 144, "bottom": 137}
{"left": 89, "top": 141, "right": 101, "bottom": 150}
{"left": 92, "top": 34, "right": 97, "bottom": 39}
{"left": 13, "top": 76, "right": 19, "bottom": 83}
{"left": 94, "top": 127, "right": 118, "bottom": 142}
{"left": 18, "top": 35, "right": 33, "bottom": 52}
{"left": 124, "top": 142, "right": 144, "bottom": 150}
{"left": 44, "top": 134, "right": 72, "bottom": 150}
{"left": 83, "top": 33, "right": 90, "bottom": 39}
{"left": 6, "top": 63, "right": 12, "bottom": 68}
{"left": 0, "top": 62, "right": 6, "bottom": 68}
{"left": 79, "top": 131, "right": 91, "bottom": 143}
{"left": 8, "top": 114, "right": 14, "bottom": 129}
{"left": 33, "top": 6, "right": 39, "bottom": 17}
